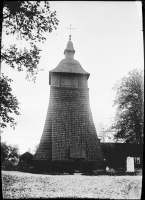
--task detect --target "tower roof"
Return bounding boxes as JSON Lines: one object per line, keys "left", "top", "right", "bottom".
{"left": 63, "top": 35, "right": 75, "bottom": 55}
{"left": 50, "top": 36, "right": 90, "bottom": 76}
{"left": 50, "top": 59, "right": 89, "bottom": 74}
{"left": 65, "top": 36, "right": 74, "bottom": 51}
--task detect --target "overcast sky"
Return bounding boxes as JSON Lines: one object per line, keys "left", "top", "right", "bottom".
{"left": 1, "top": 1, "right": 144, "bottom": 154}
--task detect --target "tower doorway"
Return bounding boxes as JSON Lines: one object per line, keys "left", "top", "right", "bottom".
{"left": 73, "top": 158, "right": 83, "bottom": 171}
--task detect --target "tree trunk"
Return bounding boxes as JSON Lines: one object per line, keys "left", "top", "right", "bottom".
{"left": 142, "top": 1, "right": 145, "bottom": 64}
{"left": 0, "top": 1, "right": 4, "bottom": 76}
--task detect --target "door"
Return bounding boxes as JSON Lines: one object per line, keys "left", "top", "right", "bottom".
{"left": 73, "top": 158, "right": 82, "bottom": 171}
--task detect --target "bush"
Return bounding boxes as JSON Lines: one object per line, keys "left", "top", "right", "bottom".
{"left": 92, "top": 167, "right": 141, "bottom": 176}
{"left": 2, "top": 160, "right": 34, "bottom": 173}
{"left": 14, "top": 161, "right": 34, "bottom": 173}
{"left": 108, "top": 168, "right": 116, "bottom": 174}
{"left": 135, "top": 168, "right": 142, "bottom": 175}
{"left": 2, "top": 160, "right": 16, "bottom": 171}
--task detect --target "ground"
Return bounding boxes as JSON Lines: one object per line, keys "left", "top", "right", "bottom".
{"left": 2, "top": 170, "right": 142, "bottom": 199}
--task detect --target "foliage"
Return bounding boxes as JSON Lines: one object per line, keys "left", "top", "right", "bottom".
{"left": 33, "top": 143, "right": 39, "bottom": 154}
{"left": 0, "top": 74, "right": 20, "bottom": 129}
{"left": 1, "top": 1, "right": 59, "bottom": 81}
{"left": 96, "top": 123, "right": 114, "bottom": 142}
{"left": 1, "top": 1, "right": 59, "bottom": 129}
{"left": 2, "top": 160, "right": 34, "bottom": 172}
{"left": 2, "top": 160, "right": 14, "bottom": 170}
{"left": 1, "top": 141, "right": 20, "bottom": 164}
{"left": 111, "top": 69, "right": 144, "bottom": 144}
{"left": 1, "top": 44, "right": 42, "bottom": 82}
{"left": 27, "top": 143, "right": 39, "bottom": 154}
{"left": 93, "top": 168, "right": 139, "bottom": 176}
{"left": 13, "top": 161, "right": 34, "bottom": 172}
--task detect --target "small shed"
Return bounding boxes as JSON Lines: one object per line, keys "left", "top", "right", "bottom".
{"left": 100, "top": 143, "right": 143, "bottom": 169}
{"left": 19, "top": 152, "right": 33, "bottom": 165}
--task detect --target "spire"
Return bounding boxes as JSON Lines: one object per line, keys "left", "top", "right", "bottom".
{"left": 64, "top": 39, "right": 75, "bottom": 59}
{"left": 64, "top": 25, "right": 75, "bottom": 59}
{"left": 67, "top": 24, "right": 75, "bottom": 41}
{"left": 69, "top": 35, "right": 71, "bottom": 41}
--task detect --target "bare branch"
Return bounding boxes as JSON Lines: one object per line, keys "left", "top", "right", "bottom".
{"left": 3, "top": 13, "right": 11, "bottom": 19}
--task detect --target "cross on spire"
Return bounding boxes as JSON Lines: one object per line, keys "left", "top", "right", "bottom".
{"left": 67, "top": 24, "right": 75, "bottom": 40}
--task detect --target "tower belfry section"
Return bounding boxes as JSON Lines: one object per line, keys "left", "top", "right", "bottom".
{"left": 33, "top": 35, "right": 105, "bottom": 172}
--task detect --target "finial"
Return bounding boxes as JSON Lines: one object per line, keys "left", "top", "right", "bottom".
{"left": 67, "top": 24, "right": 75, "bottom": 40}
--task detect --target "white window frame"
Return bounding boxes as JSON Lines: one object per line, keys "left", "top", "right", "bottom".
{"left": 134, "top": 157, "right": 140, "bottom": 164}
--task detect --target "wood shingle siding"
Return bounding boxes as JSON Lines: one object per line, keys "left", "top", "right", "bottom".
{"left": 33, "top": 36, "right": 104, "bottom": 171}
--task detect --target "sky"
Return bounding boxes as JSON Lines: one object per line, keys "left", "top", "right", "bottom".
{"left": 1, "top": 1, "right": 144, "bottom": 154}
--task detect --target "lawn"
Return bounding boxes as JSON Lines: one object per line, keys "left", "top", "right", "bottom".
{"left": 2, "top": 170, "right": 142, "bottom": 199}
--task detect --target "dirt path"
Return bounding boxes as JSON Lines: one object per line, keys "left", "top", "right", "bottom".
{"left": 2, "top": 170, "right": 142, "bottom": 199}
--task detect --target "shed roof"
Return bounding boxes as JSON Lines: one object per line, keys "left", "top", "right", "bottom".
{"left": 20, "top": 151, "right": 33, "bottom": 158}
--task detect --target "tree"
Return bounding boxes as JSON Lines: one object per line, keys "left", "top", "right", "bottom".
{"left": 0, "top": 1, "right": 59, "bottom": 128}
{"left": 33, "top": 143, "right": 39, "bottom": 154}
{"left": 1, "top": 141, "right": 20, "bottom": 164}
{"left": 96, "top": 123, "right": 115, "bottom": 142}
{"left": 111, "top": 69, "right": 144, "bottom": 144}
{"left": 0, "top": 74, "right": 20, "bottom": 129}
{"left": 28, "top": 143, "right": 39, "bottom": 154}
{"left": 96, "top": 123, "right": 108, "bottom": 142}
{"left": 1, "top": 1, "right": 58, "bottom": 80}
{"left": 142, "top": 1, "right": 145, "bottom": 62}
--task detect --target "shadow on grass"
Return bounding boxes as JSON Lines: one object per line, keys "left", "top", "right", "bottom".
{"left": 2, "top": 161, "right": 142, "bottom": 176}
{"left": 82, "top": 169, "right": 142, "bottom": 176}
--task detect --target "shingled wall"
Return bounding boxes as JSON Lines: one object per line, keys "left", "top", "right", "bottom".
{"left": 33, "top": 86, "right": 104, "bottom": 164}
